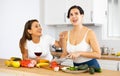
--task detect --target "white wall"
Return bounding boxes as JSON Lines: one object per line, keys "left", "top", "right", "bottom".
{"left": 0, "top": 0, "right": 41, "bottom": 59}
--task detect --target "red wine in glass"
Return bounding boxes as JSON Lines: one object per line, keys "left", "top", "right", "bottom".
{"left": 34, "top": 52, "right": 42, "bottom": 56}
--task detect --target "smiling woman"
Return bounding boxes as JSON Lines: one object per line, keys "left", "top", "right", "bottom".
{"left": 59, "top": 5, "right": 101, "bottom": 69}
{"left": 19, "top": 19, "right": 60, "bottom": 61}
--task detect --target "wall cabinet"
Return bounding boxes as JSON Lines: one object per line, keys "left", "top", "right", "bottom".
{"left": 78, "top": 0, "right": 107, "bottom": 24}
{"left": 44, "top": 0, "right": 107, "bottom": 25}
{"left": 44, "top": 0, "right": 67, "bottom": 25}
{"left": 98, "top": 60, "right": 119, "bottom": 71}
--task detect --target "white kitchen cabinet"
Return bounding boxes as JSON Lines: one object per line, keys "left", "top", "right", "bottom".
{"left": 97, "top": 60, "right": 119, "bottom": 71}
{"left": 44, "top": 0, "right": 107, "bottom": 25}
{"left": 81, "top": 0, "right": 107, "bottom": 24}
{"left": 0, "top": 72, "right": 17, "bottom": 76}
{"left": 44, "top": 0, "right": 67, "bottom": 25}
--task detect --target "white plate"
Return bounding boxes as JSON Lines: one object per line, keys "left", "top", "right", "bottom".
{"left": 61, "top": 67, "right": 88, "bottom": 74}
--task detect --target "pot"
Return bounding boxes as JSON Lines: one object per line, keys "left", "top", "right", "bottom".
{"left": 100, "top": 47, "right": 109, "bottom": 55}
{"left": 52, "top": 45, "right": 62, "bottom": 52}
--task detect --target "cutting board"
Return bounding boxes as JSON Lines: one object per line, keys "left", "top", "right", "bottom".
{"left": 40, "top": 66, "right": 53, "bottom": 70}
{"left": 40, "top": 65, "right": 64, "bottom": 71}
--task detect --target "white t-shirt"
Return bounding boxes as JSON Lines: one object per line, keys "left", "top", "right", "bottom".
{"left": 26, "top": 35, "right": 55, "bottom": 61}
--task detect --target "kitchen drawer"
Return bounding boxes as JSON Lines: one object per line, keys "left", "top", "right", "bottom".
{"left": 98, "top": 60, "right": 118, "bottom": 71}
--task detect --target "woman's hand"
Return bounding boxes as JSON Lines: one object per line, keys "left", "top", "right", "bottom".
{"left": 67, "top": 52, "right": 81, "bottom": 60}
{"left": 59, "top": 32, "right": 65, "bottom": 39}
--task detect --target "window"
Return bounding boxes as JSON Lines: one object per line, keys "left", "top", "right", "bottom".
{"left": 108, "top": 0, "right": 120, "bottom": 39}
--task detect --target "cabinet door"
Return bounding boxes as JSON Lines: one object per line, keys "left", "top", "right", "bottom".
{"left": 45, "top": 0, "right": 66, "bottom": 25}
{"left": 77, "top": 0, "right": 107, "bottom": 24}
{"left": 98, "top": 60, "right": 118, "bottom": 71}
{"left": 92, "top": 0, "right": 107, "bottom": 24}
{"left": 45, "top": 0, "right": 107, "bottom": 25}
{"left": 118, "top": 61, "right": 120, "bottom": 71}
{"left": 0, "top": 72, "right": 17, "bottom": 76}
{"left": 77, "top": 0, "right": 93, "bottom": 24}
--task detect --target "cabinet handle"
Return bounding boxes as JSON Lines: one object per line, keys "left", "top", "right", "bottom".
{"left": 64, "top": 13, "right": 66, "bottom": 22}
{"left": 105, "top": 11, "right": 108, "bottom": 17}
{"left": 117, "top": 62, "right": 119, "bottom": 71}
{"left": 91, "top": 11, "right": 93, "bottom": 22}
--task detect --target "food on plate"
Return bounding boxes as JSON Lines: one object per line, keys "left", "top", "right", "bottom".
{"left": 61, "top": 67, "right": 69, "bottom": 71}
{"left": 67, "top": 66, "right": 78, "bottom": 71}
{"left": 61, "top": 66, "right": 88, "bottom": 74}
{"left": 78, "top": 64, "right": 88, "bottom": 70}
{"left": 61, "top": 64, "right": 101, "bottom": 74}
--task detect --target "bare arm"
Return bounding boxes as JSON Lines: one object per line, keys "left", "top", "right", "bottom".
{"left": 21, "top": 49, "right": 29, "bottom": 60}
{"left": 59, "top": 31, "right": 68, "bottom": 58}
{"left": 83, "top": 30, "right": 101, "bottom": 58}
{"left": 54, "top": 40, "right": 62, "bottom": 48}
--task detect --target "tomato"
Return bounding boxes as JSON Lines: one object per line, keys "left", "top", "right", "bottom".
{"left": 51, "top": 61, "right": 58, "bottom": 65}
{"left": 50, "top": 61, "right": 59, "bottom": 69}
{"left": 20, "top": 60, "right": 31, "bottom": 67}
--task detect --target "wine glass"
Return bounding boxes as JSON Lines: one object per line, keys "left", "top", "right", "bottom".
{"left": 34, "top": 52, "right": 42, "bottom": 57}
{"left": 34, "top": 47, "right": 42, "bottom": 60}
{"left": 34, "top": 52, "right": 42, "bottom": 62}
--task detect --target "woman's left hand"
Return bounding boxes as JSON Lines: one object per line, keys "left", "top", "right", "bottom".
{"left": 67, "top": 52, "right": 81, "bottom": 60}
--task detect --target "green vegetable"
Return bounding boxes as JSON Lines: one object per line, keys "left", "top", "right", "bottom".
{"left": 10, "top": 57, "right": 21, "bottom": 61}
{"left": 89, "top": 67, "right": 95, "bottom": 74}
{"left": 90, "top": 66, "right": 102, "bottom": 73}
{"left": 94, "top": 68, "right": 102, "bottom": 72}
{"left": 78, "top": 64, "right": 88, "bottom": 70}
{"left": 67, "top": 66, "right": 77, "bottom": 71}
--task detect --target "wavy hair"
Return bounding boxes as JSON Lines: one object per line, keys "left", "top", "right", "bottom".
{"left": 19, "top": 19, "right": 38, "bottom": 54}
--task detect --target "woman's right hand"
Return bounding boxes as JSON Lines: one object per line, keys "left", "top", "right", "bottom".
{"left": 67, "top": 52, "right": 81, "bottom": 60}
{"left": 59, "top": 32, "right": 65, "bottom": 39}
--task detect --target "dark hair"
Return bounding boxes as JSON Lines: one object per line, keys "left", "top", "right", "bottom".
{"left": 67, "top": 5, "right": 84, "bottom": 18}
{"left": 19, "top": 19, "right": 39, "bottom": 54}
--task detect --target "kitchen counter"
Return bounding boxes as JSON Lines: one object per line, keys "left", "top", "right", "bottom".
{"left": 0, "top": 59, "right": 120, "bottom": 76}
{"left": 100, "top": 55, "right": 120, "bottom": 61}
{"left": 51, "top": 51, "right": 120, "bottom": 61}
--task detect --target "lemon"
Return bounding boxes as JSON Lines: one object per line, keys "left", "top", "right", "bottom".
{"left": 12, "top": 61, "right": 20, "bottom": 68}
{"left": 116, "top": 52, "right": 120, "bottom": 56}
{"left": 5, "top": 60, "right": 12, "bottom": 67}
